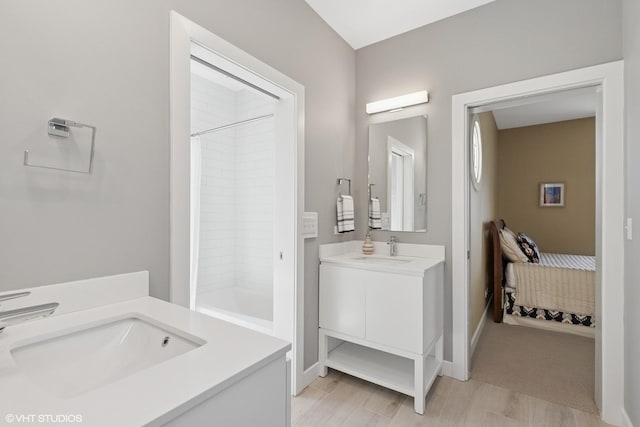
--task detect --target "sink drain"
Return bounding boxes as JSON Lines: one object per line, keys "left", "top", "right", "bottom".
{"left": 162, "top": 336, "right": 170, "bottom": 347}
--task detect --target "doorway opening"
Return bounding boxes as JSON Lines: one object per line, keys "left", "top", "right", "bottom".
{"left": 169, "top": 12, "right": 306, "bottom": 394}
{"left": 189, "top": 45, "right": 279, "bottom": 334}
{"left": 467, "top": 88, "right": 599, "bottom": 414}
{"left": 388, "top": 136, "right": 415, "bottom": 230}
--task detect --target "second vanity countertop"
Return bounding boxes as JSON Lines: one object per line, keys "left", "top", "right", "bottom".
{"left": 0, "top": 295, "right": 290, "bottom": 426}
{"left": 319, "top": 241, "right": 445, "bottom": 276}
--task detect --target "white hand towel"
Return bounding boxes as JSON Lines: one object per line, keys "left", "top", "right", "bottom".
{"left": 337, "top": 197, "right": 344, "bottom": 233}
{"left": 337, "top": 194, "right": 355, "bottom": 233}
{"left": 368, "top": 198, "right": 382, "bottom": 229}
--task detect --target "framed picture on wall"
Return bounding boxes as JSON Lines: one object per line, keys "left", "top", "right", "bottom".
{"left": 540, "top": 183, "right": 565, "bottom": 207}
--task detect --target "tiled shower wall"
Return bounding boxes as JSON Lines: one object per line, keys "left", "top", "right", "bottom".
{"left": 191, "top": 73, "right": 275, "bottom": 296}
{"left": 234, "top": 91, "right": 275, "bottom": 292}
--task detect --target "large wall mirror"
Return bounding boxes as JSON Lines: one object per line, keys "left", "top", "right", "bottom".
{"left": 368, "top": 115, "right": 427, "bottom": 232}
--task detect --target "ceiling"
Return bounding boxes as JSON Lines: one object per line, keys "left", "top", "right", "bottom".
{"left": 491, "top": 89, "right": 597, "bottom": 130}
{"left": 304, "top": 0, "right": 496, "bottom": 49}
{"left": 304, "top": 1, "right": 596, "bottom": 127}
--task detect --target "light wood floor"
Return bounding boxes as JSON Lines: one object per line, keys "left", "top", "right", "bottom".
{"left": 292, "top": 369, "right": 612, "bottom": 426}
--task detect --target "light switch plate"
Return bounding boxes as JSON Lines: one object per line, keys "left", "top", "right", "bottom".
{"left": 626, "top": 217, "right": 633, "bottom": 240}
{"left": 303, "top": 212, "right": 318, "bottom": 239}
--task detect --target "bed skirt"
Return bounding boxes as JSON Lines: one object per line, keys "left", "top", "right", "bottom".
{"left": 505, "top": 291, "right": 595, "bottom": 328}
{"left": 502, "top": 308, "right": 595, "bottom": 339}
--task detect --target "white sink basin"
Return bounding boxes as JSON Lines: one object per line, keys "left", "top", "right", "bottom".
{"left": 10, "top": 316, "right": 204, "bottom": 398}
{"left": 353, "top": 256, "right": 412, "bottom": 265}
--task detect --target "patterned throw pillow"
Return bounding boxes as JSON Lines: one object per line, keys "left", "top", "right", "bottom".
{"left": 517, "top": 232, "right": 540, "bottom": 263}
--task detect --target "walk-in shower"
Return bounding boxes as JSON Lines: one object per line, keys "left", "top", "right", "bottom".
{"left": 172, "top": 21, "right": 303, "bottom": 391}
{"left": 190, "top": 48, "right": 278, "bottom": 334}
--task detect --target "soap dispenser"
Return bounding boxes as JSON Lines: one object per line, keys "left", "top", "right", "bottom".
{"left": 362, "top": 231, "right": 375, "bottom": 255}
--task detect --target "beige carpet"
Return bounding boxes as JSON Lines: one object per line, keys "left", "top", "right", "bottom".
{"left": 471, "top": 319, "right": 597, "bottom": 414}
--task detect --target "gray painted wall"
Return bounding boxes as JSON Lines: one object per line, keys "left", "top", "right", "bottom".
{"left": 356, "top": 0, "right": 622, "bottom": 359}
{"left": 468, "top": 112, "right": 498, "bottom": 336}
{"left": 0, "top": 0, "right": 355, "bottom": 370}
{"left": 623, "top": 0, "right": 640, "bottom": 424}
{"left": 0, "top": 0, "right": 627, "bottom": 375}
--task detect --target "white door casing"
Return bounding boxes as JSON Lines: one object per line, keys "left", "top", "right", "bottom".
{"left": 387, "top": 136, "right": 415, "bottom": 231}
{"left": 451, "top": 61, "right": 624, "bottom": 425}
{"left": 169, "top": 11, "right": 307, "bottom": 394}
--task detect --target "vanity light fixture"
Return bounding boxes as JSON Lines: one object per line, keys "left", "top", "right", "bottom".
{"left": 366, "top": 90, "right": 429, "bottom": 114}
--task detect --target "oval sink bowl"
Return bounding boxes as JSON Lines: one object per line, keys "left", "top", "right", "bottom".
{"left": 353, "top": 256, "right": 412, "bottom": 265}
{"left": 10, "top": 316, "right": 204, "bottom": 398}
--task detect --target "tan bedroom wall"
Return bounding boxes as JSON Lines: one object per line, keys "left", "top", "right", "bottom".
{"left": 469, "top": 112, "right": 499, "bottom": 335}
{"left": 497, "top": 117, "right": 596, "bottom": 255}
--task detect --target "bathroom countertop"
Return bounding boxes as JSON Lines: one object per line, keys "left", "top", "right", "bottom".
{"left": 320, "top": 251, "right": 444, "bottom": 276}
{"left": 0, "top": 296, "right": 290, "bottom": 426}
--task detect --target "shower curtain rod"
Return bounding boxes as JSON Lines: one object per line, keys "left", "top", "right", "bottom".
{"left": 190, "top": 113, "right": 274, "bottom": 138}
{"left": 190, "top": 55, "right": 281, "bottom": 100}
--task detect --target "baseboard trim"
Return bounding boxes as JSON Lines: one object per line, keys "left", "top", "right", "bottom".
{"left": 621, "top": 408, "right": 634, "bottom": 427}
{"left": 298, "top": 362, "right": 321, "bottom": 394}
{"left": 441, "top": 360, "right": 454, "bottom": 378}
{"left": 471, "top": 302, "right": 490, "bottom": 358}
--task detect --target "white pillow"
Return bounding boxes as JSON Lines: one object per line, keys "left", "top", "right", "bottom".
{"left": 499, "top": 229, "right": 528, "bottom": 263}
{"left": 503, "top": 226, "right": 516, "bottom": 238}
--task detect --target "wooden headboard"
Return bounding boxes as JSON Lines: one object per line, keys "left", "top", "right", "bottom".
{"left": 489, "top": 219, "right": 506, "bottom": 323}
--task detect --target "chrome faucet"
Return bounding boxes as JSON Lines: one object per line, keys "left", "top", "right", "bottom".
{"left": 387, "top": 236, "right": 398, "bottom": 256}
{"left": 0, "top": 291, "right": 59, "bottom": 334}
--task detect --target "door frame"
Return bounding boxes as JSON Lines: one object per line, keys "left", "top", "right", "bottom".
{"left": 169, "top": 11, "right": 307, "bottom": 394}
{"left": 451, "top": 61, "right": 624, "bottom": 425}
{"left": 387, "top": 136, "right": 415, "bottom": 230}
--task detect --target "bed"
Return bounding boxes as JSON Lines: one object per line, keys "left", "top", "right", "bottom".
{"left": 490, "top": 219, "right": 596, "bottom": 338}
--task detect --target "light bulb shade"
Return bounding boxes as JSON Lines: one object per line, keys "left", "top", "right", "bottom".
{"left": 366, "top": 90, "right": 429, "bottom": 114}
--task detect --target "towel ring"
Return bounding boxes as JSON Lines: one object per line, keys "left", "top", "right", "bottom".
{"left": 368, "top": 183, "right": 377, "bottom": 199}
{"left": 24, "top": 117, "right": 97, "bottom": 174}
{"left": 337, "top": 178, "right": 351, "bottom": 196}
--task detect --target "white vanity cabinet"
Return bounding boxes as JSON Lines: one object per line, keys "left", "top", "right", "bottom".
{"left": 318, "top": 242, "right": 444, "bottom": 415}
{"left": 0, "top": 272, "right": 292, "bottom": 427}
{"left": 318, "top": 264, "right": 366, "bottom": 339}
